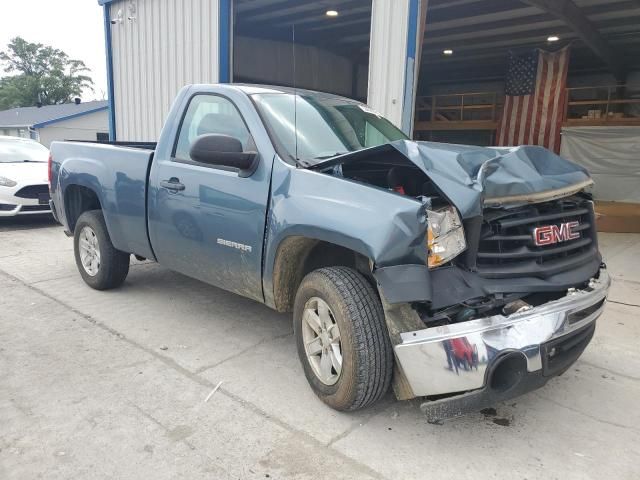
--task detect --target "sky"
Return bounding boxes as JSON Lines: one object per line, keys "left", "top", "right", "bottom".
{"left": 0, "top": 0, "right": 107, "bottom": 101}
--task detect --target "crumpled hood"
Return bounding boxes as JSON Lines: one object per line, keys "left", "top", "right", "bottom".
{"left": 392, "top": 140, "right": 592, "bottom": 217}
{"left": 313, "top": 140, "right": 593, "bottom": 218}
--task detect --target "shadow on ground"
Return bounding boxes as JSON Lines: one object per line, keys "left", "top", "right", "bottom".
{"left": 0, "top": 214, "right": 58, "bottom": 232}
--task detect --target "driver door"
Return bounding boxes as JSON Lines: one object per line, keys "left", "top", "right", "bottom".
{"left": 148, "top": 94, "right": 270, "bottom": 302}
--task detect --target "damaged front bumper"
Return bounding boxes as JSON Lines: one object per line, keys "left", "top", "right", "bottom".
{"left": 393, "top": 268, "right": 610, "bottom": 420}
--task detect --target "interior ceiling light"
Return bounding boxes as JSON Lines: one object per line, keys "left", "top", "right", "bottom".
{"left": 326, "top": 10, "right": 339, "bottom": 17}
{"left": 547, "top": 35, "right": 560, "bottom": 42}
{"left": 443, "top": 49, "right": 453, "bottom": 55}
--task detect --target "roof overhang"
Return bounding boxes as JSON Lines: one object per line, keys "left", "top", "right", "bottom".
{"left": 31, "top": 106, "right": 109, "bottom": 129}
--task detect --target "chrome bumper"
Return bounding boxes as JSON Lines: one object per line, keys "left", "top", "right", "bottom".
{"left": 394, "top": 268, "right": 610, "bottom": 398}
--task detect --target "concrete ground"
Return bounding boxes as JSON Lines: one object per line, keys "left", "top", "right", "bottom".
{"left": 1, "top": 215, "right": 639, "bottom": 480}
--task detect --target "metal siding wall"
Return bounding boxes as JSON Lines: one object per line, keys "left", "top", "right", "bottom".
{"left": 368, "top": 0, "right": 426, "bottom": 134}
{"left": 110, "top": 0, "right": 220, "bottom": 141}
{"left": 367, "top": 0, "right": 410, "bottom": 129}
{"left": 400, "top": 0, "right": 420, "bottom": 134}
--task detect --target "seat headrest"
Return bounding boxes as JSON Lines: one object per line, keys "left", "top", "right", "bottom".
{"left": 197, "top": 113, "right": 245, "bottom": 137}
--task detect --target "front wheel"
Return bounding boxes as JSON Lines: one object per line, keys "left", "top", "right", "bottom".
{"left": 293, "top": 267, "right": 393, "bottom": 411}
{"left": 74, "top": 210, "right": 130, "bottom": 290}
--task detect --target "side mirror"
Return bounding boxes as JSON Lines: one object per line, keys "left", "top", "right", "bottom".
{"left": 189, "top": 134, "right": 258, "bottom": 176}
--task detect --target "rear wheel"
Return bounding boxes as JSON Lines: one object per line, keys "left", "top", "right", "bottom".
{"left": 293, "top": 267, "right": 393, "bottom": 411}
{"left": 74, "top": 210, "right": 130, "bottom": 290}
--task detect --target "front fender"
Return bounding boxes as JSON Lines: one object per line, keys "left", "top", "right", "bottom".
{"left": 263, "top": 159, "right": 430, "bottom": 308}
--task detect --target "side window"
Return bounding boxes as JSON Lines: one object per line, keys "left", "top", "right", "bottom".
{"left": 174, "top": 95, "right": 252, "bottom": 162}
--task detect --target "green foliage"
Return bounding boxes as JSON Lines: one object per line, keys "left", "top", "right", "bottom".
{"left": 0, "top": 37, "right": 94, "bottom": 109}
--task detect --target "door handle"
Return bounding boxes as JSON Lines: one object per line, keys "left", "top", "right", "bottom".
{"left": 160, "top": 178, "right": 185, "bottom": 192}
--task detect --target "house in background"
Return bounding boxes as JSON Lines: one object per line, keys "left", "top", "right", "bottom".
{"left": 0, "top": 100, "right": 109, "bottom": 147}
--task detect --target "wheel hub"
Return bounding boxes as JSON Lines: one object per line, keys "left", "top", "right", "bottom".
{"left": 79, "top": 225, "right": 101, "bottom": 276}
{"left": 302, "top": 297, "right": 342, "bottom": 386}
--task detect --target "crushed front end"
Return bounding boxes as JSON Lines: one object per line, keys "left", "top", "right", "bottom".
{"left": 388, "top": 194, "right": 610, "bottom": 421}
{"left": 396, "top": 268, "right": 609, "bottom": 421}
{"left": 313, "top": 140, "right": 611, "bottom": 419}
{"left": 390, "top": 196, "right": 610, "bottom": 420}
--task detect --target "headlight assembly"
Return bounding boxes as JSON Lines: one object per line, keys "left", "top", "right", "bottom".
{"left": 426, "top": 206, "right": 466, "bottom": 268}
{"left": 0, "top": 176, "right": 17, "bottom": 187}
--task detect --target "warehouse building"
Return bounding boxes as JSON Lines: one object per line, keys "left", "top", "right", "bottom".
{"left": 98, "top": 0, "right": 640, "bottom": 227}
{"left": 98, "top": 0, "right": 424, "bottom": 141}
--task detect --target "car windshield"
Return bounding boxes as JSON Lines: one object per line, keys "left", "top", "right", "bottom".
{"left": 0, "top": 139, "right": 49, "bottom": 163}
{"left": 252, "top": 92, "right": 407, "bottom": 165}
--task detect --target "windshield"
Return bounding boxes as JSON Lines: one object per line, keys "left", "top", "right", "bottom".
{"left": 252, "top": 93, "right": 407, "bottom": 165}
{"left": 0, "top": 139, "right": 49, "bottom": 163}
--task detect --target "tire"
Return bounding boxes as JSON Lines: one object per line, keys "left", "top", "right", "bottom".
{"left": 293, "top": 266, "right": 393, "bottom": 411}
{"left": 74, "top": 210, "right": 130, "bottom": 290}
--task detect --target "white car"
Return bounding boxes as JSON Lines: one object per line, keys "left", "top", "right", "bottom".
{"left": 0, "top": 136, "right": 51, "bottom": 216}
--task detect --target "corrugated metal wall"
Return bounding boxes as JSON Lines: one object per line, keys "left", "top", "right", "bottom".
{"left": 367, "top": 0, "right": 425, "bottom": 134}
{"left": 109, "top": 0, "right": 220, "bottom": 141}
{"left": 368, "top": 0, "right": 410, "bottom": 130}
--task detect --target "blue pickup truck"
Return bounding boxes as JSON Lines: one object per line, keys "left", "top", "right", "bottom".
{"left": 49, "top": 84, "right": 610, "bottom": 419}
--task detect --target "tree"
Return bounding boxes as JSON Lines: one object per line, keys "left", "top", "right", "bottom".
{"left": 0, "top": 37, "right": 94, "bottom": 109}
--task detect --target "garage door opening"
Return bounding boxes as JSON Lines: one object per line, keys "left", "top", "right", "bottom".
{"left": 414, "top": 0, "right": 640, "bottom": 147}
{"left": 232, "top": 0, "right": 372, "bottom": 101}
{"left": 414, "top": 0, "right": 640, "bottom": 227}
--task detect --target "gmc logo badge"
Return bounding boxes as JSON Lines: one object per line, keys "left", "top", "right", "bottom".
{"left": 533, "top": 221, "right": 580, "bottom": 246}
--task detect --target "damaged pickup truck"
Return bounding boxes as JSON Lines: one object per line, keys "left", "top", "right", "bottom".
{"left": 49, "top": 84, "right": 610, "bottom": 419}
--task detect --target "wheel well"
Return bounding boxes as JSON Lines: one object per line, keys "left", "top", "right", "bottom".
{"left": 272, "top": 236, "right": 373, "bottom": 312}
{"left": 64, "top": 185, "right": 101, "bottom": 232}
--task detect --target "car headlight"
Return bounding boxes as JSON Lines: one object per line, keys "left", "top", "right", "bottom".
{"left": 426, "top": 206, "right": 466, "bottom": 268}
{"left": 0, "top": 176, "right": 17, "bottom": 187}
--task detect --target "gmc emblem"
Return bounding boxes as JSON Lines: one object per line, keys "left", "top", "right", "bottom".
{"left": 533, "top": 221, "right": 580, "bottom": 246}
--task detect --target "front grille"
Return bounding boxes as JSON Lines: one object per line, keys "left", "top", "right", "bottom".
{"left": 15, "top": 184, "right": 49, "bottom": 199}
{"left": 0, "top": 203, "right": 17, "bottom": 211}
{"left": 476, "top": 197, "right": 597, "bottom": 279}
{"left": 20, "top": 204, "right": 50, "bottom": 212}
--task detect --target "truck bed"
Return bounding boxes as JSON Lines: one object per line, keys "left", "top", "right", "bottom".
{"left": 69, "top": 140, "right": 158, "bottom": 150}
{"left": 50, "top": 141, "right": 156, "bottom": 260}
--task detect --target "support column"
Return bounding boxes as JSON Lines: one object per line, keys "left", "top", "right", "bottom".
{"left": 219, "top": 0, "right": 231, "bottom": 83}
{"left": 367, "top": 0, "right": 427, "bottom": 136}
{"left": 103, "top": 4, "right": 116, "bottom": 140}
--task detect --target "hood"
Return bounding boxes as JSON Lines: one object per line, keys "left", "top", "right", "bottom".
{"left": 311, "top": 140, "right": 593, "bottom": 218}
{"left": 0, "top": 162, "right": 49, "bottom": 185}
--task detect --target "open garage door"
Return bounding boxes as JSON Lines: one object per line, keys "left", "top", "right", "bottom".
{"left": 232, "top": 0, "right": 372, "bottom": 101}
{"left": 414, "top": 0, "right": 640, "bottom": 148}
{"left": 413, "top": 0, "right": 640, "bottom": 226}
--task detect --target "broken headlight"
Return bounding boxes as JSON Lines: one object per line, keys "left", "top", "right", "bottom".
{"left": 426, "top": 206, "right": 466, "bottom": 268}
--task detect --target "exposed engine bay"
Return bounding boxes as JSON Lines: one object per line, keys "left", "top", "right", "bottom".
{"left": 321, "top": 146, "right": 443, "bottom": 202}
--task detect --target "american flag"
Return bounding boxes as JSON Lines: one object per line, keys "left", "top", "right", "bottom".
{"left": 496, "top": 46, "right": 570, "bottom": 153}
